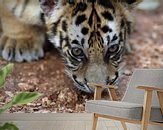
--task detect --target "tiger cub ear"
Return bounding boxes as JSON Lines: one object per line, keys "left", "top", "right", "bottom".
{"left": 39, "top": 0, "right": 71, "bottom": 16}
{"left": 39, "top": 0, "right": 57, "bottom": 16}
{"left": 121, "top": 0, "right": 143, "bottom": 9}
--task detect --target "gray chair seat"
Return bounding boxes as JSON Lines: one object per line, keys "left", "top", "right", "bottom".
{"left": 86, "top": 100, "right": 163, "bottom": 123}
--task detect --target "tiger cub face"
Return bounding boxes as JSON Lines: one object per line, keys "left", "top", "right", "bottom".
{"left": 40, "top": 0, "right": 142, "bottom": 93}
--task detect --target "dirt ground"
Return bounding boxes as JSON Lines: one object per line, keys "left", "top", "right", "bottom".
{"left": 0, "top": 3, "right": 163, "bottom": 113}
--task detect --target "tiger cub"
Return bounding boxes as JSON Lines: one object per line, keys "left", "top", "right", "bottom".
{"left": 0, "top": 0, "right": 142, "bottom": 93}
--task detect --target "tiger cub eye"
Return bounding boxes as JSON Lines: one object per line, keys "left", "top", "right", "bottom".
{"left": 67, "top": 0, "right": 74, "bottom": 4}
{"left": 109, "top": 44, "right": 119, "bottom": 53}
{"left": 71, "top": 47, "right": 83, "bottom": 56}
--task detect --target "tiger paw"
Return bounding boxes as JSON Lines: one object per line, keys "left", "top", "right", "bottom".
{"left": 0, "top": 34, "right": 44, "bottom": 62}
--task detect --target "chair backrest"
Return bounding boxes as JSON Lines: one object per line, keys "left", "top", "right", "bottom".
{"left": 123, "top": 69, "right": 163, "bottom": 106}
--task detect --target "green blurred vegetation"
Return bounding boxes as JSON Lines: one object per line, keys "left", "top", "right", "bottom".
{"left": 0, "top": 64, "right": 42, "bottom": 130}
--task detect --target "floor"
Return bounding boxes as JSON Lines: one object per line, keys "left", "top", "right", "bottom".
{"left": 0, "top": 113, "right": 163, "bottom": 130}
{"left": 0, "top": 113, "right": 142, "bottom": 130}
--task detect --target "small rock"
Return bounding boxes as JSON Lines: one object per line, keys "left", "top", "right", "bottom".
{"left": 39, "top": 65, "right": 45, "bottom": 71}
{"left": 123, "top": 70, "right": 132, "bottom": 76}
{"left": 42, "top": 97, "right": 51, "bottom": 107}
{"left": 75, "top": 104, "right": 85, "bottom": 112}
{"left": 5, "top": 91, "right": 14, "bottom": 97}
{"left": 18, "top": 83, "right": 35, "bottom": 91}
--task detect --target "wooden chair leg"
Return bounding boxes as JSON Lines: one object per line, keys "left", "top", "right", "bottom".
{"left": 92, "top": 113, "right": 98, "bottom": 130}
{"left": 141, "top": 90, "right": 153, "bottom": 130}
{"left": 121, "top": 121, "right": 127, "bottom": 130}
{"left": 108, "top": 87, "right": 118, "bottom": 101}
{"left": 157, "top": 91, "right": 163, "bottom": 114}
{"left": 94, "top": 86, "right": 102, "bottom": 100}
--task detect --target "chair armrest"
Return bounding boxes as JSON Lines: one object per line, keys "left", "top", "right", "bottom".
{"left": 137, "top": 86, "right": 163, "bottom": 123}
{"left": 88, "top": 83, "right": 118, "bottom": 100}
{"left": 137, "top": 86, "right": 163, "bottom": 92}
{"left": 88, "top": 83, "right": 104, "bottom": 100}
{"left": 88, "top": 83, "right": 115, "bottom": 89}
